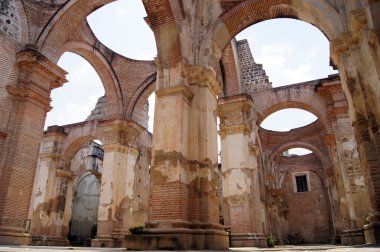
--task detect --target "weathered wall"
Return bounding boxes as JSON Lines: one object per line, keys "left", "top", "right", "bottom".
{"left": 236, "top": 39, "right": 272, "bottom": 93}
{"left": 279, "top": 154, "right": 333, "bottom": 244}
{"left": 0, "top": 0, "right": 380, "bottom": 248}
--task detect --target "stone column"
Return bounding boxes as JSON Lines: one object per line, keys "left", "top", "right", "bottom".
{"left": 135, "top": 65, "right": 227, "bottom": 250}
{"left": 92, "top": 120, "right": 143, "bottom": 247}
{"left": 0, "top": 49, "right": 67, "bottom": 245}
{"left": 28, "top": 126, "right": 72, "bottom": 246}
{"left": 330, "top": 9, "right": 380, "bottom": 244}
{"left": 324, "top": 135, "right": 352, "bottom": 231}
{"left": 218, "top": 94, "right": 267, "bottom": 247}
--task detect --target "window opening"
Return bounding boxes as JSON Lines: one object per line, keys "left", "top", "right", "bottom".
{"left": 295, "top": 175, "right": 308, "bottom": 192}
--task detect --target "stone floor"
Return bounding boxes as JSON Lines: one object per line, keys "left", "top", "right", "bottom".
{"left": 0, "top": 245, "right": 379, "bottom": 252}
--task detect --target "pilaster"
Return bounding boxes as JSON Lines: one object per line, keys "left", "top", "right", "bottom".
{"left": 28, "top": 126, "right": 71, "bottom": 246}
{"left": 92, "top": 119, "right": 143, "bottom": 247}
{"left": 0, "top": 49, "right": 67, "bottom": 245}
{"left": 330, "top": 9, "right": 380, "bottom": 244}
{"left": 136, "top": 65, "right": 228, "bottom": 250}
{"left": 218, "top": 94, "right": 267, "bottom": 247}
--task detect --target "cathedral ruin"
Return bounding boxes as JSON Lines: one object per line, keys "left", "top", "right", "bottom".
{"left": 0, "top": 0, "right": 380, "bottom": 250}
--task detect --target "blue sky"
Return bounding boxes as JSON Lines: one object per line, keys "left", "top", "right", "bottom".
{"left": 45, "top": 1, "right": 337, "bottom": 155}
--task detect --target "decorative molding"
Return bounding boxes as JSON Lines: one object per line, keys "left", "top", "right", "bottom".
{"left": 100, "top": 119, "right": 144, "bottom": 149}
{"left": 218, "top": 94, "right": 254, "bottom": 138}
{"left": 219, "top": 124, "right": 252, "bottom": 139}
{"left": 185, "top": 65, "right": 222, "bottom": 96}
{"left": 6, "top": 85, "right": 52, "bottom": 110}
{"left": 56, "top": 168, "right": 74, "bottom": 179}
{"left": 16, "top": 49, "right": 67, "bottom": 91}
{"left": 156, "top": 84, "right": 194, "bottom": 103}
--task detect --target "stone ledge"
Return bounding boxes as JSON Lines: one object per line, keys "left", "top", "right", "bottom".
{"left": 125, "top": 235, "right": 178, "bottom": 250}
{"left": 230, "top": 233, "right": 267, "bottom": 248}
{"left": 31, "top": 236, "right": 70, "bottom": 246}
{"left": 125, "top": 232, "right": 229, "bottom": 250}
{"left": 341, "top": 229, "right": 365, "bottom": 245}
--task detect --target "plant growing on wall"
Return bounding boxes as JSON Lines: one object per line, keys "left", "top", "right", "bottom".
{"left": 129, "top": 225, "right": 146, "bottom": 235}
{"left": 267, "top": 234, "right": 276, "bottom": 247}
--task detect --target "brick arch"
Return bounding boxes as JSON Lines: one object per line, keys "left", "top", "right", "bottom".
{"left": 269, "top": 141, "right": 330, "bottom": 168}
{"left": 12, "top": 0, "right": 29, "bottom": 43}
{"left": 200, "top": 0, "right": 344, "bottom": 66}
{"left": 61, "top": 41, "right": 123, "bottom": 118}
{"left": 126, "top": 73, "right": 156, "bottom": 122}
{"left": 74, "top": 170, "right": 101, "bottom": 189}
{"left": 60, "top": 121, "right": 104, "bottom": 164}
{"left": 37, "top": 0, "right": 162, "bottom": 61}
{"left": 252, "top": 84, "right": 332, "bottom": 132}
{"left": 37, "top": 0, "right": 115, "bottom": 59}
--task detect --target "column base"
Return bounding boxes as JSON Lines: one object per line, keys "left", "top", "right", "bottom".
{"left": 364, "top": 222, "right": 380, "bottom": 244}
{"left": 110, "top": 229, "right": 128, "bottom": 247}
{"left": 0, "top": 226, "right": 32, "bottom": 245}
{"left": 230, "top": 233, "right": 267, "bottom": 247}
{"left": 341, "top": 229, "right": 365, "bottom": 245}
{"left": 91, "top": 236, "right": 116, "bottom": 247}
{"left": 31, "top": 236, "right": 70, "bottom": 246}
{"left": 125, "top": 233, "right": 229, "bottom": 250}
{"left": 125, "top": 221, "right": 229, "bottom": 250}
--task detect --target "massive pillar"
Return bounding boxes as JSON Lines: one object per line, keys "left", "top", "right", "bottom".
{"left": 318, "top": 80, "right": 371, "bottom": 244}
{"left": 330, "top": 9, "right": 380, "bottom": 244}
{"left": 130, "top": 65, "right": 227, "bottom": 250}
{"left": 218, "top": 94, "right": 267, "bottom": 247}
{"left": 92, "top": 120, "right": 144, "bottom": 247}
{"left": 28, "top": 126, "right": 71, "bottom": 246}
{"left": 0, "top": 49, "right": 67, "bottom": 245}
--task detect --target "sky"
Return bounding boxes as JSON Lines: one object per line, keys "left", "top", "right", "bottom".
{"left": 44, "top": 0, "right": 337, "bottom": 156}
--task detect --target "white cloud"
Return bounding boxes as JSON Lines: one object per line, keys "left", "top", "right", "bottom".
{"left": 117, "top": 7, "right": 126, "bottom": 15}
{"left": 281, "top": 64, "right": 313, "bottom": 84}
{"left": 256, "top": 43, "right": 294, "bottom": 71}
{"left": 305, "top": 46, "right": 320, "bottom": 61}
{"left": 45, "top": 53, "right": 104, "bottom": 129}
{"left": 60, "top": 94, "right": 101, "bottom": 125}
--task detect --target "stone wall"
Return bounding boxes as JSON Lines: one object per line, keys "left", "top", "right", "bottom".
{"left": 279, "top": 154, "right": 333, "bottom": 244}
{"left": 0, "top": 0, "right": 20, "bottom": 41}
{"left": 236, "top": 39, "right": 272, "bottom": 93}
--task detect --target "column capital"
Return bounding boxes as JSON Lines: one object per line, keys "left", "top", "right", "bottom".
{"left": 330, "top": 9, "right": 379, "bottom": 65}
{"left": 156, "top": 84, "right": 194, "bottom": 103}
{"left": 185, "top": 65, "right": 222, "bottom": 96}
{"left": 17, "top": 49, "right": 68, "bottom": 88}
{"left": 7, "top": 49, "right": 67, "bottom": 110}
{"left": 99, "top": 119, "right": 144, "bottom": 149}
{"left": 38, "top": 126, "right": 67, "bottom": 160}
{"left": 217, "top": 94, "right": 254, "bottom": 138}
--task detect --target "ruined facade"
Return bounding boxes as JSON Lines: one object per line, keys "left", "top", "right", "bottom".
{"left": 0, "top": 0, "right": 380, "bottom": 250}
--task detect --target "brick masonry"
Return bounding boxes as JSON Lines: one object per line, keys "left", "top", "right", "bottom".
{"left": 0, "top": 0, "right": 379, "bottom": 249}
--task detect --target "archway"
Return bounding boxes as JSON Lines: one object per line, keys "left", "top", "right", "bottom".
{"left": 65, "top": 140, "right": 104, "bottom": 246}
{"left": 203, "top": 0, "right": 344, "bottom": 64}
{"left": 260, "top": 108, "right": 317, "bottom": 132}
{"left": 45, "top": 52, "right": 105, "bottom": 128}
{"left": 68, "top": 171, "right": 101, "bottom": 246}
{"left": 267, "top": 141, "right": 333, "bottom": 244}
